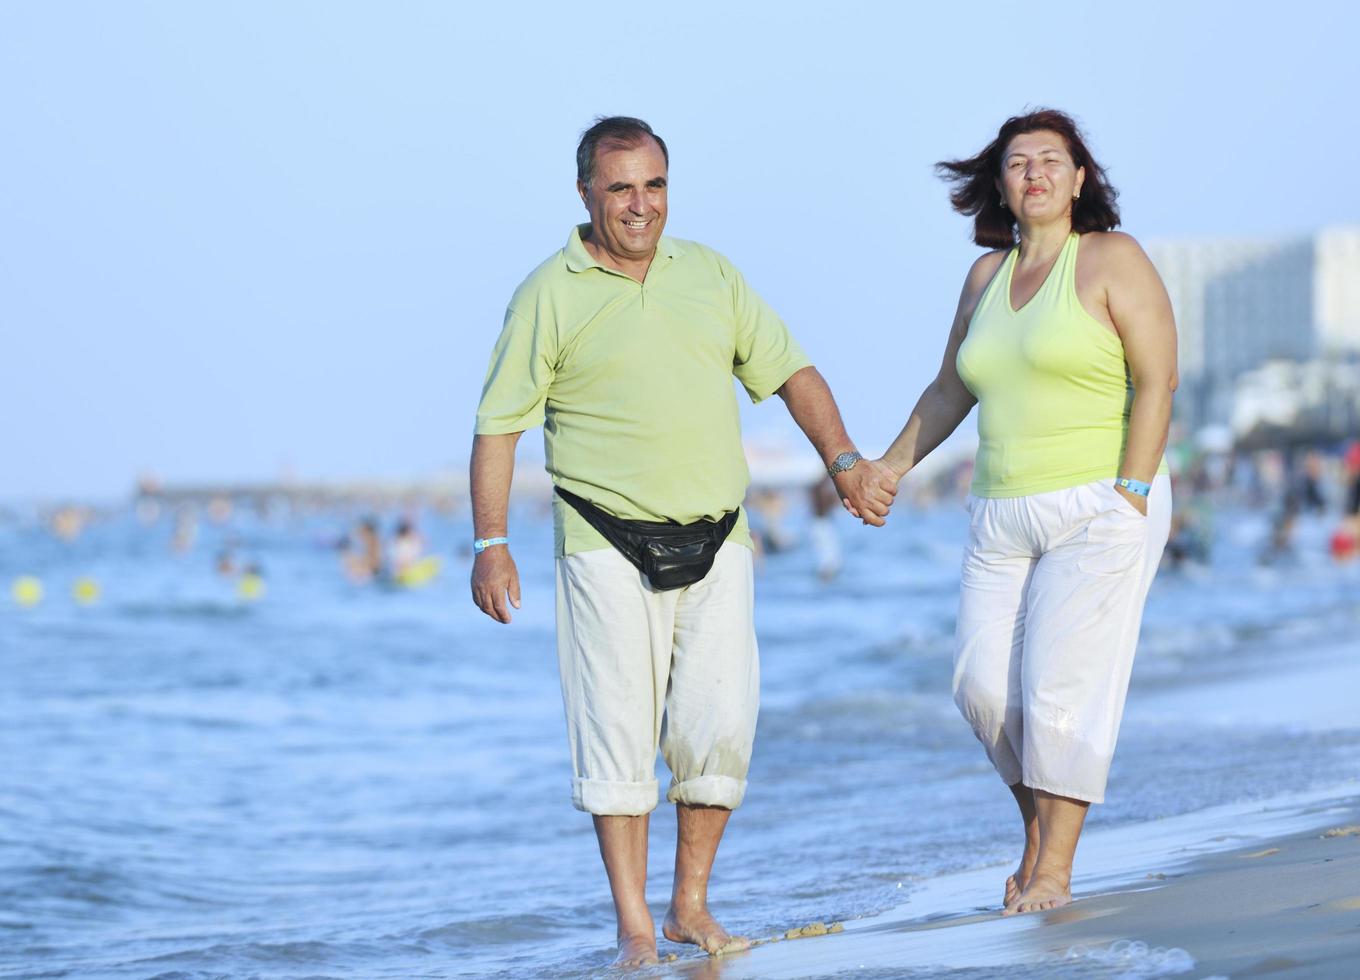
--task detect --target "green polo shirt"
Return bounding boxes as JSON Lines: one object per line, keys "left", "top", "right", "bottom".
{"left": 476, "top": 224, "right": 811, "bottom": 557}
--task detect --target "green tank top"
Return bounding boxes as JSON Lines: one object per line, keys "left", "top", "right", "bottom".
{"left": 956, "top": 232, "right": 1166, "bottom": 498}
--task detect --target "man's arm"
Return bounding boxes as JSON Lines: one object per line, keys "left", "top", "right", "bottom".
{"left": 470, "top": 431, "right": 523, "bottom": 623}
{"left": 776, "top": 366, "right": 897, "bottom": 527}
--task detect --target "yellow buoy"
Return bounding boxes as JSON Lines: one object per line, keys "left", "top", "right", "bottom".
{"left": 394, "top": 556, "right": 442, "bottom": 588}
{"left": 12, "top": 576, "right": 44, "bottom": 607}
{"left": 237, "top": 573, "right": 266, "bottom": 601}
{"left": 73, "top": 578, "right": 101, "bottom": 605}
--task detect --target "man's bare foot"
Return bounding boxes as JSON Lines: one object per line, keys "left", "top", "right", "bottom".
{"left": 662, "top": 907, "right": 751, "bottom": 957}
{"left": 1002, "top": 870, "right": 1071, "bottom": 915}
{"left": 613, "top": 932, "right": 659, "bottom": 967}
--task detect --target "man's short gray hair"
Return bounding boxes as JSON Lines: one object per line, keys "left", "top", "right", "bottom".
{"left": 576, "top": 116, "right": 669, "bottom": 186}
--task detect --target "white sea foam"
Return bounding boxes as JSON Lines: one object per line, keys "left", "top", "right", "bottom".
{"left": 1042, "top": 940, "right": 1196, "bottom": 978}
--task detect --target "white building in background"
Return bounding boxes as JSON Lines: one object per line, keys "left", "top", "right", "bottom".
{"left": 1146, "top": 226, "right": 1360, "bottom": 438}
{"left": 1231, "top": 359, "right": 1360, "bottom": 444}
{"left": 1315, "top": 227, "right": 1360, "bottom": 355}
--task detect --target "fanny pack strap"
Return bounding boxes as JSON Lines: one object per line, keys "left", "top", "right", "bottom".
{"left": 554, "top": 485, "right": 648, "bottom": 542}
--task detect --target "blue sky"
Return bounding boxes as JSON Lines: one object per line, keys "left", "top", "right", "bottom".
{"left": 3, "top": 1, "right": 1357, "bottom": 501}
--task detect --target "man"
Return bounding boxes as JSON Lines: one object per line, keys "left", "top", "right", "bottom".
{"left": 470, "top": 116, "right": 896, "bottom": 966}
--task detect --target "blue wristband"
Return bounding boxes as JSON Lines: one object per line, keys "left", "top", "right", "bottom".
{"left": 473, "top": 536, "right": 509, "bottom": 553}
{"left": 1114, "top": 477, "right": 1151, "bottom": 497}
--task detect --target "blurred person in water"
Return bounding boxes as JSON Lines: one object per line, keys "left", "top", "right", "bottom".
{"left": 874, "top": 109, "right": 1176, "bottom": 915}
{"left": 389, "top": 517, "right": 425, "bottom": 577}
{"left": 469, "top": 116, "right": 896, "bottom": 966}
{"left": 1346, "top": 442, "right": 1360, "bottom": 518}
{"left": 340, "top": 517, "right": 383, "bottom": 583}
{"left": 1329, "top": 442, "right": 1360, "bottom": 561}
{"left": 808, "top": 478, "right": 844, "bottom": 582}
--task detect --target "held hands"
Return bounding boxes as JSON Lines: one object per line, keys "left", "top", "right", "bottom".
{"left": 833, "top": 457, "right": 902, "bottom": 527}
{"left": 471, "top": 546, "right": 521, "bottom": 623}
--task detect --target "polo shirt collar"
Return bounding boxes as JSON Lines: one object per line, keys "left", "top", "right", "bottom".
{"left": 563, "top": 223, "right": 684, "bottom": 274}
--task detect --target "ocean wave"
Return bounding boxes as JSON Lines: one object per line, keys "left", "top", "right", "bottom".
{"left": 419, "top": 911, "right": 584, "bottom": 947}
{"left": 114, "top": 602, "right": 255, "bottom": 621}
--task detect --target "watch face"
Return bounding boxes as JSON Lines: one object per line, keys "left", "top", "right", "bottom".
{"left": 831, "top": 452, "right": 859, "bottom": 474}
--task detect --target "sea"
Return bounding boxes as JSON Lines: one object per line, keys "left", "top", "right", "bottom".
{"left": 2, "top": 492, "right": 1358, "bottom": 979}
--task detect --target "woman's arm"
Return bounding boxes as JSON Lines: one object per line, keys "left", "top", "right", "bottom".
{"left": 879, "top": 252, "right": 1002, "bottom": 479}
{"left": 1097, "top": 233, "right": 1178, "bottom": 514}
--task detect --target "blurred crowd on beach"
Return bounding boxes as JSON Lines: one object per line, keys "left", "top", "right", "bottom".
{"left": 746, "top": 434, "right": 1360, "bottom": 576}
{"left": 8, "top": 435, "right": 1360, "bottom": 610}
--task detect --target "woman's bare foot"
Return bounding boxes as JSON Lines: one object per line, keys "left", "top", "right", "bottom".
{"left": 662, "top": 906, "right": 751, "bottom": 957}
{"left": 1002, "top": 870, "right": 1071, "bottom": 915}
{"left": 1003, "top": 841, "right": 1040, "bottom": 907}
{"left": 613, "top": 932, "right": 659, "bottom": 967}
{"left": 1003, "top": 783, "right": 1041, "bottom": 908}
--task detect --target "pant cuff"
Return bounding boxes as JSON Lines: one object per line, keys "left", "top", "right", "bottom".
{"left": 1022, "top": 778, "right": 1105, "bottom": 805}
{"left": 666, "top": 774, "right": 746, "bottom": 809}
{"left": 572, "top": 777, "right": 658, "bottom": 815}
{"left": 986, "top": 755, "right": 1023, "bottom": 788}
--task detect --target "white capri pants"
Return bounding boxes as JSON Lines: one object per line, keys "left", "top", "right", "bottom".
{"left": 953, "top": 476, "right": 1171, "bottom": 803}
{"left": 554, "top": 540, "right": 759, "bottom": 816}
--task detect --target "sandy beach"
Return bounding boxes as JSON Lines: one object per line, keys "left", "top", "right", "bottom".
{"left": 648, "top": 630, "right": 1360, "bottom": 980}
{"left": 654, "top": 788, "right": 1360, "bottom": 979}
{"left": 1030, "top": 812, "right": 1360, "bottom": 979}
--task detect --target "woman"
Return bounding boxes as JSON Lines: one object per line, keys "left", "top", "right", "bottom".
{"left": 877, "top": 109, "right": 1176, "bottom": 915}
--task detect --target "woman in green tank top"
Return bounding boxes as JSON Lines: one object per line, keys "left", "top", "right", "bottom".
{"left": 876, "top": 110, "right": 1178, "bottom": 917}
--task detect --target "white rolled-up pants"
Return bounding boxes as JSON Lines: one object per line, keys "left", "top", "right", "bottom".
{"left": 554, "top": 541, "right": 759, "bottom": 816}
{"left": 953, "top": 476, "right": 1171, "bottom": 803}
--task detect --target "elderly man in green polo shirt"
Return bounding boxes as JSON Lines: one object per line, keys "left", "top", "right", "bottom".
{"left": 470, "top": 116, "right": 896, "bottom": 967}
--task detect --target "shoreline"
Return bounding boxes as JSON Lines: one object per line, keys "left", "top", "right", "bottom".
{"left": 645, "top": 612, "right": 1360, "bottom": 978}
{"left": 658, "top": 784, "right": 1360, "bottom": 978}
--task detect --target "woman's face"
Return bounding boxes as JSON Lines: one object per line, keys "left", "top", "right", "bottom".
{"left": 997, "top": 130, "right": 1086, "bottom": 226}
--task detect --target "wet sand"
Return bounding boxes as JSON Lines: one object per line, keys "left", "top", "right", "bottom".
{"left": 660, "top": 790, "right": 1360, "bottom": 979}
{"left": 1023, "top": 814, "right": 1360, "bottom": 979}
{"left": 647, "top": 627, "right": 1360, "bottom": 979}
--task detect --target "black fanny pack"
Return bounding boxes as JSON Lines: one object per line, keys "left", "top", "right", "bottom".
{"left": 555, "top": 486, "right": 739, "bottom": 590}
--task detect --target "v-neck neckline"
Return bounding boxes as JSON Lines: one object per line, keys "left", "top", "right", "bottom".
{"left": 1006, "top": 233, "right": 1073, "bottom": 315}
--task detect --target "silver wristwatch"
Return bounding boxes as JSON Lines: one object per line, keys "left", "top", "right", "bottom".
{"left": 826, "top": 451, "right": 862, "bottom": 477}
